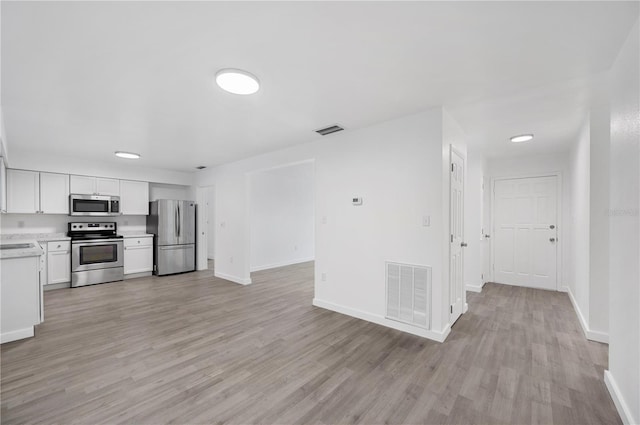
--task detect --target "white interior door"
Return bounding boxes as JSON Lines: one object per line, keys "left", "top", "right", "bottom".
{"left": 450, "top": 148, "right": 465, "bottom": 324}
{"left": 493, "top": 176, "right": 558, "bottom": 290}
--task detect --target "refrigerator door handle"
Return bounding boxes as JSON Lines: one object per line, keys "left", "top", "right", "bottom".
{"left": 174, "top": 204, "right": 178, "bottom": 237}
{"left": 177, "top": 203, "right": 181, "bottom": 237}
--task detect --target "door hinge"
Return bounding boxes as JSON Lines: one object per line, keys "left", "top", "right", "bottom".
{"left": 451, "top": 163, "right": 454, "bottom": 172}
{"left": 450, "top": 305, "right": 453, "bottom": 314}
{"left": 481, "top": 273, "right": 484, "bottom": 280}
{"left": 450, "top": 234, "right": 453, "bottom": 243}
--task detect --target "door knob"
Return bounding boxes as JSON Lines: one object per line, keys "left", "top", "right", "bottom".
{"left": 550, "top": 238, "right": 556, "bottom": 242}
{"left": 461, "top": 242, "right": 468, "bottom": 247}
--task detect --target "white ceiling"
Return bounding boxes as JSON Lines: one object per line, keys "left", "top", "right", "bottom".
{"left": 2, "top": 1, "right": 638, "bottom": 171}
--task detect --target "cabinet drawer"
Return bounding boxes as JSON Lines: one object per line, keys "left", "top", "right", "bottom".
{"left": 124, "top": 237, "right": 153, "bottom": 248}
{"left": 47, "top": 240, "right": 70, "bottom": 252}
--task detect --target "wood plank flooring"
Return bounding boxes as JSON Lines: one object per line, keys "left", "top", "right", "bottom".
{"left": 1, "top": 262, "right": 620, "bottom": 424}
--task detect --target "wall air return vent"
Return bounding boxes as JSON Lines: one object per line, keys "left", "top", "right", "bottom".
{"left": 386, "top": 262, "right": 431, "bottom": 330}
{"left": 315, "top": 124, "right": 344, "bottom": 136}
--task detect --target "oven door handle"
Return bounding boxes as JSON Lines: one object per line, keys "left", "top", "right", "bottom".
{"left": 72, "top": 239, "right": 123, "bottom": 245}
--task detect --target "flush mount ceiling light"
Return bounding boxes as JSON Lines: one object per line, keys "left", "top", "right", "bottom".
{"left": 114, "top": 151, "right": 141, "bottom": 159}
{"left": 215, "top": 69, "right": 260, "bottom": 95}
{"left": 510, "top": 134, "right": 534, "bottom": 143}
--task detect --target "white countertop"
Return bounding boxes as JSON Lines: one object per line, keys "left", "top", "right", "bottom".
{"left": 118, "top": 232, "right": 154, "bottom": 238}
{"left": 0, "top": 240, "right": 44, "bottom": 259}
{"left": 0, "top": 233, "right": 70, "bottom": 242}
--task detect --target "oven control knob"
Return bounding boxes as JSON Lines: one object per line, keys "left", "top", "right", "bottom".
{"left": 79, "top": 225, "right": 83, "bottom": 228}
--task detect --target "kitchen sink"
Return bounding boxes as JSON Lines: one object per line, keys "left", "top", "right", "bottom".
{"left": 0, "top": 243, "right": 35, "bottom": 250}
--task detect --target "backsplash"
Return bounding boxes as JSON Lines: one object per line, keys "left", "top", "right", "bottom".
{"left": 0, "top": 214, "right": 147, "bottom": 235}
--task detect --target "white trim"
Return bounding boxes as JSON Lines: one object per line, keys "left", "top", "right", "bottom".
{"left": 449, "top": 145, "right": 466, "bottom": 325}
{"left": 463, "top": 303, "right": 469, "bottom": 313}
{"left": 214, "top": 272, "right": 252, "bottom": 285}
{"left": 313, "top": 298, "right": 451, "bottom": 343}
{"left": 44, "top": 282, "right": 71, "bottom": 291}
{"left": 604, "top": 370, "right": 637, "bottom": 425}
{"left": 567, "top": 288, "right": 609, "bottom": 344}
{"left": 1, "top": 327, "right": 34, "bottom": 344}
{"left": 465, "top": 284, "right": 484, "bottom": 293}
{"left": 250, "top": 256, "right": 315, "bottom": 272}
{"left": 124, "top": 271, "right": 152, "bottom": 280}
{"left": 490, "top": 172, "right": 563, "bottom": 291}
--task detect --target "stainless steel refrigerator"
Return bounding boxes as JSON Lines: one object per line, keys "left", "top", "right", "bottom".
{"left": 146, "top": 200, "right": 196, "bottom": 275}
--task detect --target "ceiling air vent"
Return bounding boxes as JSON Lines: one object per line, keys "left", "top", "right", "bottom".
{"left": 315, "top": 124, "right": 344, "bottom": 136}
{"left": 195, "top": 166, "right": 207, "bottom": 170}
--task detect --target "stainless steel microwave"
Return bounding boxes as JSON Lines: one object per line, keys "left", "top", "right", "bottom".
{"left": 69, "top": 194, "right": 120, "bottom": 216}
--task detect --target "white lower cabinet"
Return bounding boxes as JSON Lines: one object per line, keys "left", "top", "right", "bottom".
{"left": 124, "top": 237, "right": 153, "bottom": 275}
{"left": 47, "top": 241, "right": 71, "bottom": 285}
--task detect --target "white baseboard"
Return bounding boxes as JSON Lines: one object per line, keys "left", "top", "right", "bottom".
{"left": 1, "top": 327, "right": 34, "bottom": 344}
{"left": 124, "top": 271, "right": 152, "bottom": 280}
{"left": 465, "top": 284, "right": 483, "bottom": 293}
{"left": 567, "top": 288, "right": 609, "bottom": 344}
{"left": 463, "top": 303, "right": 469, "bottom": 313}
{"left": 604, "top": 370, "right": 637, "bottom": 425}
{"left": 214, "top": 272, "right": 252, "bottom": 285}
{"left": 465, "top": 280, "right": 485, "bottom": 293}
{"left": 250, "top": 256, "right": 315, "bottom": 272}
{"left": 312, "top": 298, "right": 450, "bottom": 343}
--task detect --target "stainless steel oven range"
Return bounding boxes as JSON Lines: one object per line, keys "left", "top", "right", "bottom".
{"left": 68, "top": 222, "right": 124, "bottom": 287}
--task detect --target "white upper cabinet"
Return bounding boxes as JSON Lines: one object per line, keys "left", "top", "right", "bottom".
{"left": 70, "top": 175, "right": 119, "bottom": 196}
{"left": 0, "top": 159, "right": 7, "bottom": 213}
{"left": 7, "top": 169, "right": 40, "bottom": 213}
{"left": 7, "top": 170, "right": 69, "bottom": 214}
{"left": 69, "top": 175, "right": 95, "bottom": 195}
{"left": 120, "top": 180, "right": 149, "bottom": 215}
{"left": 39, "top": 172, "right": 69, "bottom": 214}
{"left": 96, "top": 178, "right": 120, "bottom": 196}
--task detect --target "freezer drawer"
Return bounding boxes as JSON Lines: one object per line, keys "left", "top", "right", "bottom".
{"left": 155, "top": 244, "right": 195, "bottom": 276}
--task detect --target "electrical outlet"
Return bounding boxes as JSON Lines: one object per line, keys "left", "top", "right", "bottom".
{"left": 17, "top": 220, "right": 25, "bottom": 228}
{"left": 321, "top": 273, "right": 327, "bottom": 282}
{"left": 422, "top": 215, "right": 430, "bottom": 227}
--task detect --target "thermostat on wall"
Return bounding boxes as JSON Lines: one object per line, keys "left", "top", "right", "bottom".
{"left": 352, "top": 197, "right": 363, "bottom": 205}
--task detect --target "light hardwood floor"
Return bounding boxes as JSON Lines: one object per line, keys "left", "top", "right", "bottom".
{"left": 1, "top": 262, "right": 620, "bottom": 424}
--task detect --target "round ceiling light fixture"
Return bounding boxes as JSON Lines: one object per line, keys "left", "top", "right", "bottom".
{"left": 115, "top": 151, "right": 141, "bottom": 159}
{"left": 215, "top": 69, "right": 260, "bottom": 95}
{"left": 510, "top": 134, "right": 534, "bottom": 143}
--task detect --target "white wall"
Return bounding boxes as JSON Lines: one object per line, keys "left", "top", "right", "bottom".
{"left": 197, "top": 107, "right": 456, "bottom": 341}
{"left": 588, "top": 86, "right": 611, "bottom": 337}
{"left": 605, "top": 18, "right": 639, "bottom": 425}
{"left": 249, "top": 162, "right": 314, "bottom": 272}
{"left": 464, "top": 151, "right": 487, "bottom": 292}
{"left": 569, "top": 117, "right": 591, "bottom": 329}
{"left": 149, "top": 183, "right": 194, "bottom": 201}
{"left": 486, "top": 152, "right": 572, "bottom": 290}
{"left": 0, "top": 214, "right": 146, "bottom": 235}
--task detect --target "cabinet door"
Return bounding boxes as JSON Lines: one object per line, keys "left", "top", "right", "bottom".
{"left": 40, "top": 172, "right": 70, "bottom": 214}
{"left": 47, "top": 250, "right": 71, "bottom": 284}
{"left": 7, "top": 169, "right": 40, "bottom": 213}
{"left": 96, "top": 178, "right": 120, "bottom": 196}
{"left": 0, "top": 159, "right": 7, "bottom": 213}
{"left": 70, "top": 175, "right": 96, "bottom": 195}
{"left": 124, "top": 245, "right": 153, "bottom": 274}
{"left": 120, "top": 180, "right": 149, "bottom": 215}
